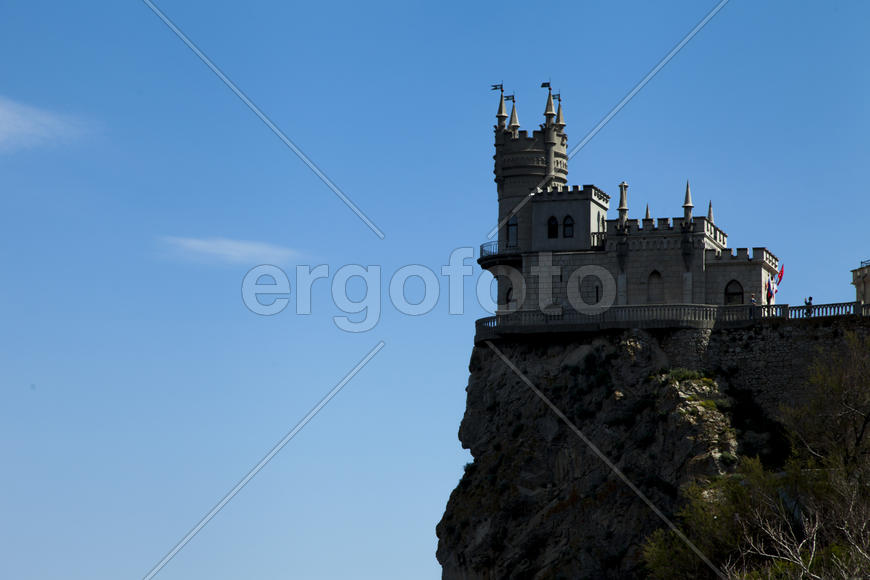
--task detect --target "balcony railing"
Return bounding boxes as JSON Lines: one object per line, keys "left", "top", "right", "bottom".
{"left": 480, "top": 241, "right": 499, "bottom": 257}
{"left": 479, "top": 241, "right": 519, "bottom": 258}
{"left": 590, "top": 232, "right": 607, "bottom": 249}
{"left": 862, "top": 259, "right": 870, "bottom": 268}
{"left": 787, "top": 301, "right": 861, "bottom": 319}
{"left": 474, "top": 301, "right": 869, "bottom": 342}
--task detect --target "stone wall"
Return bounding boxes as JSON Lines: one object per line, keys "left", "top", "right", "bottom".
{"left": 658, "top": 316, "right": 870, "bottom": 414}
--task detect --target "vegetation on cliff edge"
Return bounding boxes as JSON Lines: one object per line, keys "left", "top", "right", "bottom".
{"left": 643, "top": 332, "right": 870, "bottom": 579}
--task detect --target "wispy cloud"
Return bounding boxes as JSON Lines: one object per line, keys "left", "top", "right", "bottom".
{"left": 0, "top": 96, "right": 85, "bottom": 152}
{"left": 161, "top": 236, "right": 298, "bottom": 265}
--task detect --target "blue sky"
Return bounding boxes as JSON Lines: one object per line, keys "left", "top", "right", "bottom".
{"left": 1, "top": 1, "right": 868, "bottom": 578}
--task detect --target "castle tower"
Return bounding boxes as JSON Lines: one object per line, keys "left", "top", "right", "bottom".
{"left": 493, "top": 86, "right": 568, "bottom": 251}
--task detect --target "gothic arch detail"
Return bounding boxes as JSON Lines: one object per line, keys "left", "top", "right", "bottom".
{"left": 647, "top": 271, "right": 664, "bottom": 304}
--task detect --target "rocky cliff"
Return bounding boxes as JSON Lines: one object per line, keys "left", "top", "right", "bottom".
{"left": 436, "top": 319, "right": 870, "bottom": 579}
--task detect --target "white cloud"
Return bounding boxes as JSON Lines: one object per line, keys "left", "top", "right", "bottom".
{"left": 161, "top": 236, "right": 298, "bottom": 265}
{"left": 0, "top": 96, "right": 85, "bottom": 152}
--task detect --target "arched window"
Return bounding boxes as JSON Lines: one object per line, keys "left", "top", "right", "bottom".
{"left": 724, "top": 280, "right": 744, "bottom": 305}
{"left": 504, "top": 287, "right": 515, "bottom": 308}
{"left": 579, "top": 274, "right": 602, "bottom": 305}
{"left": 563, "top": 215, "right": 574, "bottom": 238}
{"left": 647, "top": 271, "right": 664, "bottom": 304}
{"left": 547, "top": 216, "right": 558, "bottom": 239}
{"left": 506, "top": 216, "right": 518, "bottom": 247}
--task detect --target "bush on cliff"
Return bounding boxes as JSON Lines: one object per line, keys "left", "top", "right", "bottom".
{"left": 643, "top": 332, "right": 870, "bottom": 579}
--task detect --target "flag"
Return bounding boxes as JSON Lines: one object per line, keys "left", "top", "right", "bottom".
{"left": 777, "top": 264, "right": 784, "bottom": 286}
{"left": 766, "top": 278, "right": 774, "bottom": 303}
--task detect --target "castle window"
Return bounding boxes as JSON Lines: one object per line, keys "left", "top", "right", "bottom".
{"left": 547, "top": 216, "right": 558, "bottom": 239}
{"left": 724, "top": 280, "right": 744, "bottom": 305}
{"left": 647, "top": 271, "right": 664, "bottom": 304}
{"left": 579, "top": 274, "right": 602, "bottom": 305}
{"left": 506, "top": 216, "right": 518, "bottom": 247}
{"left": 563, "top": 215, "right": 574, "bottom": 238}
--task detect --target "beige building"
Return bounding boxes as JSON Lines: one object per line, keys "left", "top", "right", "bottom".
{"left": 480, "top": 87, "right": 780, "bottom": 314}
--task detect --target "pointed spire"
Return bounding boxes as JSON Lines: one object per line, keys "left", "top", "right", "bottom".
{"left": 683, "top": 180, "right": 694, "bottom": 209}
{"left": 508, "top": 102, "right": 519, "bottom": 131}
{"left": 707, "top": 200, "right": 714, "bottom": 224}
{"left": 544, "top": 89, "right": 556, "bottom": 119}
{"left": 618, "top": 181, "right": 629, "bottom": 228}
{"left": 496, "top": 91, "right": 507, "bottom": 128}
{"left": 683, "top": 180, "right": 694, "bottom": 223}
{"left": 645, "top": 204, "right": 651, "bottom": 220}
{"left": 555, "top": 100, "right": 565, "bottom": 128}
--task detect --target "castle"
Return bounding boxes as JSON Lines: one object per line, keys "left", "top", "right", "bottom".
{"left": 479, "top": 87, "right": 780, "bottom": 317}
{"left": 440, "top": 87, "right": 870, "bottom": 579}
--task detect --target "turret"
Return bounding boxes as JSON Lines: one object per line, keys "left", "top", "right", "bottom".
{"left": 618, "top": 181, "right": 629, "bottom": 229}
{"left": 543, "top": 87, "right": 556, "bottom": 124}
{"left": 540, "top": 83, "right": 564, "bottom": 190}
{"left": 495, "top": 89, "right": 507, "bottom": 129}
{"left": 683, "top": 180, "right": 694, "bottom": 224}
{"left": 508, "top": 101, "right": 519, "bottom": 132}
{"left": 490, "top": 86, "right": 573, "bottom": 253}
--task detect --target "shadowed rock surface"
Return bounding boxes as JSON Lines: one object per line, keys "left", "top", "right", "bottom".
{"left": 436, "top": 319, "right": 870, "bottom": 579}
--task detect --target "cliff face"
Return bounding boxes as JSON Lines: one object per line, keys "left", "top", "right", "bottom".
{"left": 436, "top": 320, "right": 870, "bottom": 579}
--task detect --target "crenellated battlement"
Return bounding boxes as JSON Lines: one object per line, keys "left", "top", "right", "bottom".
{"left": 533, "top": 183, "right": 610, "bottom": 203}
{"left": 601, "top": 215, "right": 726, "bottom": 246}
{"left": 494, "top": 90, "right": 569, "bottom": 194}
{"left": 706, "top": 247, "right": 779, "bottom": 271}
{"left": 500, "top": 129, "right": 544, "bottom": 144}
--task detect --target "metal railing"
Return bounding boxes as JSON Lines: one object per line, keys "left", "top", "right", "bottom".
{"left": 479, "top": 241, "right": 519, "bottom": 258}
{"left": 479, "top": 241, "right": 499, "bottom": 258}
{"left": 861, "top": 259, "right": 870, "bottom": 268}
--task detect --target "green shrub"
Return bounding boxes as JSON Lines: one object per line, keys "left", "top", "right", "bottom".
{"left": 667, "top": 368, "right": 703, "bottom": 382}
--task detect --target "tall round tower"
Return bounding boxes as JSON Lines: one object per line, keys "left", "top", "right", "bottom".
{"left": 493, "top": 87, "right": 568, "bottom": 252}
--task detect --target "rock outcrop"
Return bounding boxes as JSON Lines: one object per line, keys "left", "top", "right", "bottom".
{"left": 436, "top": 319, "right": 870, "bottom": 579}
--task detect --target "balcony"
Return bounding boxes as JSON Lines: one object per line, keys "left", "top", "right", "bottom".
{"left": 590, "top": 232, "right": 607, "bottom": 249}
{"left": 474, "top": 301, "right": 870, "bottom": 343}
{"left": 478, "top": 241, "right": 522, "bottom": 268}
